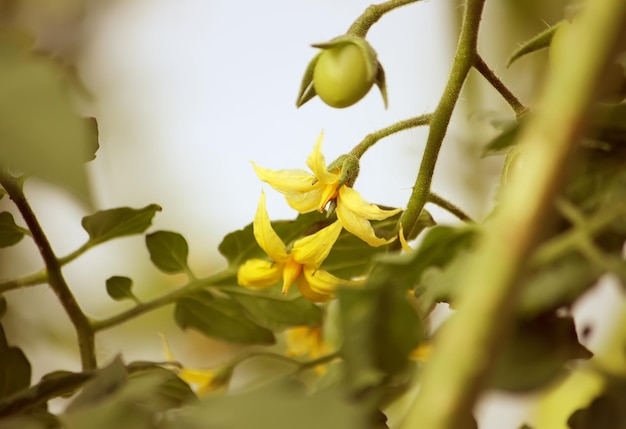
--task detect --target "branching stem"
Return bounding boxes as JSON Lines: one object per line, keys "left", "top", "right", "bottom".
{"left": 91, "top": 268, "right": 237, "bottom": 332}
{"left": 0, "top": 175, "right": 96, "bottom": 370}
{"left": 474, "top": 54, "right": 527, "bottom": 117}
{"left": 398, "top": 0, "right": 486, "bottom": 241}
{"left": 427, "top": 192, "right": 474, "bottom": 222}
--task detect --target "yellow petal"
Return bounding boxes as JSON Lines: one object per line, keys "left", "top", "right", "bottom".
{"left": 281, "top": 258, "right": 302, "bottom": 294}
{"left": 253, "top": 192, "right": 289, "bottom": 261}
{"left": 305, "top": 132, "right": 339, "bottom": 185}
{"left": 285, "top": 188, "right": 325, "bottom": 213}
{"left": 318, "top": 182, "right": 340, "bottom": 212}
{"left": 159, "top": 333, "right": 176, "bottom": 362}
{"left": 237, "top": 259, "right": 283, "bottom": 289}
{"left": 302, "top": 266, "right": 362, "bottom": 296}
{"left": 296, "top": 274, "right": 333, "bottom": 302}
{"left": 398, "top": 225, "right": 413, "bottom": 252}
{"left": 291, "top": 220, "right": 342, "bottom": 267}
{"left": 252, "top": 162, "right": 319, "bottom": 194}
{"left": 339, "top": 186, "right": 402, "bottom": 220}
{"left": 336, "top": 187, "right": 399, "bottom": 247}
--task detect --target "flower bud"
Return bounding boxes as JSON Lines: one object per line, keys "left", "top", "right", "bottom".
{"left": 296, "top": 35, "right": 388, "bottom": 109}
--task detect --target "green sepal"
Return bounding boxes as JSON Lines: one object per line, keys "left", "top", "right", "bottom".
{"left": 295, "top": 52, "right": 320, "bottom": 108}
{"left": 374, "top": 60, "right": 388, "bottom": 109}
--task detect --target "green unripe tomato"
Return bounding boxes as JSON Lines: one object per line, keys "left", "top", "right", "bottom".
{"left": 313, "top": 43, "right": 374, "bottom": 108}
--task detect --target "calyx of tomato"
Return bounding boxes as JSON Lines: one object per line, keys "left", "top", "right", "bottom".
{"left": 296, "top": 35, "right": 388, "bottom": 109}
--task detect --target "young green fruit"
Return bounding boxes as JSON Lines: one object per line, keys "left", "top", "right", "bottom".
{"left": 296, "top": 35, "right": 388, "bottom": 109}
{"left": 313, "top": 43, "right": 372, "bottom": 108}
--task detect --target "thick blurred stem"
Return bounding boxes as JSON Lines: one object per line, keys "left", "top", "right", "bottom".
{"left": 400, "top": 1, "right": 626, "bottom": 428}
{"left": 399, "top": 0, "right": 485, "bottom": 241}
{"left": 0, "top": 175, "right": 96, "bottom": 370}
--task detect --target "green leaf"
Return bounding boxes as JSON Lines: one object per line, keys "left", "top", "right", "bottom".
{"left": 145, "top": 231, "right": 190, "bottom": 274}
{"left": 225, "top": 288, "right": 323, "bottom": 331}
{"left": 568, "top": 395, "right": 622, "bottom": 429}
{"left": 408, "top": 225, "right": 476, "bottom": 283}
{"left": 127, "top": 366, "right": 196, "bottom": 409}
{"left": 519, "top": 254, "right": 602, "bottom": 317}
{"left": 175, "top": 291, "right": 275, "bottom": 345}
{"left": 338, "top": 256, "right": 426, "bottom": 392}
{"left": 81, "top": 204, "right": 161, "bottom": 246}
{"left": 0, "top": 189, "right": 5, "bottom": 200}
{"left": 66, "top": 356, "right": 128, "bottom": 412}
{"left": 0, "top": 296, "right": 6, "bottom": 319}
{"left": 0, "top": 212, "right": 25, "bottom": 248}
{"left": 105, "top": 276, "right": 135, "bottom": 302}
{"left": 507, "top": 20, "right": 563, "bottom": 67}
{"left": 322, "top": 209, "right": 434, "bottom": 279}
{"left": 482, "top": 121, "right": 521, "bottom": 157}
{"left": 0, "top": 29, "right": 98, "bottom": 206}
{"left": 0, "top": 370, "right": 93, "bottom": 419}
{"left": 62, "top": 362, "right": 184, "bottom": 429}
{"left": 489, "top": 314, "right": 592, "bottom": 392}
{"left": 170, "top": 380, "right": 369, "bottom": 429}
{"left": 0, "top": 325, "right": 31, "bottom": 399}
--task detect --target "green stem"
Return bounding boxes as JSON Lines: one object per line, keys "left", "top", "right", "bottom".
{"left": 474, "top": 54, "right": 527, "bottom": 117}
{"left": 230, "top": 350, "right": 340, "bottom": 373}
{"left": 398, "top": 0, "right": 486, "bottom": 241}
{"left": 427, "top": 192, "right": 474, "bottom": 222}
{"left": 58, "top": 242, "right": 91, "bottom": 266}
{"left": 531, "top": 201, "right": 626, "bottom": 267}
{"left": 347, "top": 0, "right": 423, "bottom": 38}
{"left": 350, "top": 113, "right": 432, "bottom": 159}
{"left": 400, "top": 0, "right": 626, "bottom": 427}
{"left": 0, "top": 270, "right": 47, "bottom": 293}
{"left": 91, "top": 268, "right": 237, "bottom": 332}
{"left": 0, "top": 175, "right": 96, "bottom": 370}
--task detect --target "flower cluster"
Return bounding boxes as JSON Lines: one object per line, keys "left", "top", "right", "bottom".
{"left": 237, "top": 133, "right": 401, "bottom": 301}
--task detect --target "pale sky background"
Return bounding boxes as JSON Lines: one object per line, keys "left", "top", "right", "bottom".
{"left": 4, "top": 1, "right": 624, "bottom": 427}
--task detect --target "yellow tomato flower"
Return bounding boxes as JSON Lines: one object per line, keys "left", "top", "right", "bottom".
{"left": 237, "top": 192, "right": 360, "bottom": 302}
{"left": 252, "top": 132, "right": 401, "bottom": 247}
{"left": 286, "top": 325, "right": 333, "bottom": 374}
{"left": 160, "top": 334, "right": 231, "bottom": 395}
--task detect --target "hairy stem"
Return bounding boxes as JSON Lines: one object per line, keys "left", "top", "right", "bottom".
{"left": 427, "top": 192, "right": 474, "bottom": 222}
{"left": 474, "top": 54, "right": 527, "bottom": 117}
{"left": 0, "top": 175, "right": 96, "bottom": 370}
{"left": 92, "top": 268, "right": 237, "bottom": 332}
{"left": 350, "top": 113, "right": 432, "bottom": 159}
{"left": 398, "top": 0, "right": 486, "bottom": 241}
{"left": 347, "top": 0, "right": 423, "bottom": 37}
{"left": 401, "top": 1, "right": 626, "bottom": 427}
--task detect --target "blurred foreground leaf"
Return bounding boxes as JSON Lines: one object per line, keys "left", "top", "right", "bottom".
{"left": 0, "top": 29, "right": 98, "bottom": 205}
{"left": 489, "top": 314, "right": 592, "bottom": 392}
{"left": 169, "top": 380, "right": 368, "bottom": 429}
